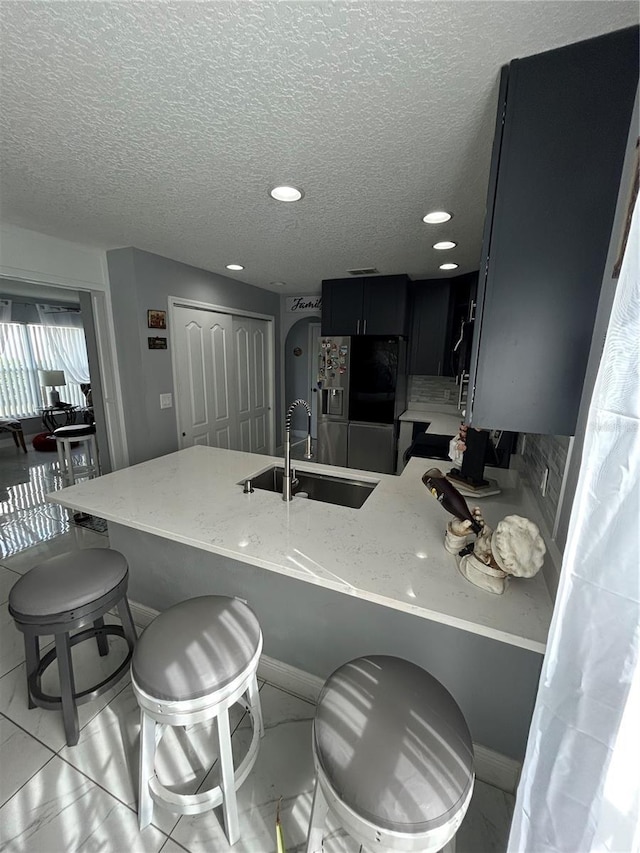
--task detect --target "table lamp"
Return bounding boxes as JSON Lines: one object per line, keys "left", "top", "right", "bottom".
{"left": 39, "top": 369, "right": 66, "bottom": 407}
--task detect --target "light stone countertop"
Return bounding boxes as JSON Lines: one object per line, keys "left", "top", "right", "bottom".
{"left": 48, "top": 446, "right": 554, "bottom": 654}
{"left": 399, "top": 409, "right": 463, "bottom": 435}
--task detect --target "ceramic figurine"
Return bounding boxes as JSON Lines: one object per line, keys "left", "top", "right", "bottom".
{"left": 444, "top": 508, "right": 485, "bottom": 555}
{"left": 422, "top": 470, "right": 546, "bottom": 594}
{"left": 459, "top": 514, "right": 546, "bottom": 594}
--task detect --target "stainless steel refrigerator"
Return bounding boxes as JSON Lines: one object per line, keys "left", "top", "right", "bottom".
{"left": 316, "top": 336, "right": 406, "bottom": 474}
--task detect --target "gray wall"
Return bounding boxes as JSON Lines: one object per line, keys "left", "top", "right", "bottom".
{"left": 106, "top": 248, "right": 281, "bottom": 466}
{"left": 111, "top": 523, "right": 542, "bottom": 761}
{"left": 284, "top": 317, "right": 316, "bottom": 436}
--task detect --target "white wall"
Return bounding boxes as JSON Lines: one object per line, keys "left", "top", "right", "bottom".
{"left": 0, "top": 222, "right": 109, "bottom": 290}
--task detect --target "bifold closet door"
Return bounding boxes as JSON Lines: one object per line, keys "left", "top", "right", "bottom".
{"left": 173, "top": 305, "right": 238, "bottom": 449}
{"left": 232, "top": 316, "right": 272, "bottom": 454}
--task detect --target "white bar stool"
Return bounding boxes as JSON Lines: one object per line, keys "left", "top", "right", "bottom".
{"left": 54, "top": 423, "right": 99, "bottom": 486}
{"left": 131, "top": 596, "right": 264, "bottom": 844}
{"left": 306, "top": 656, "right": 475, "bottom": 853}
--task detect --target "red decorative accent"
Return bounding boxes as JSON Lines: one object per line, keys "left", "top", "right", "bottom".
{"left": 32, "top": 432, "right": 57, "bottom": 452}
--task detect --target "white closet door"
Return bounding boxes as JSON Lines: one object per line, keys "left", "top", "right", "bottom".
{"left": 233, "top": 316, "right": 272, "bottom": 454}
{"left": 173, "top": 306, "right": 237, "bottom": 449}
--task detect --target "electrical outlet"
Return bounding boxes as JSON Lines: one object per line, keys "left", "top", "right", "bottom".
{"left": 540, "top": 466, "right": 549, "bottom": 497}
{"left": 160, "top": 393, "right": 173, "bottom": 409}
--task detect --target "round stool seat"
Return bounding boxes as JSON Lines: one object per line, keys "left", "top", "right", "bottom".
{"left": 314, "top": 655, "right": 474, "bottom": 837}
{"left": 9, "top": 549, "right": 129, "bottom": 618}
{"left": 132, "top": 596, "right": 261, "bottom": 702}
{"left": 53, "top": 423, "right": 96, "bottom": 439}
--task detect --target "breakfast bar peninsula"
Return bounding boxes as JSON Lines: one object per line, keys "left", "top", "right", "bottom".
{"left": 49, "top": 445, "right": 555, "bottom": 767}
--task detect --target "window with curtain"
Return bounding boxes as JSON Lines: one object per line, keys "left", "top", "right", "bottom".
{"left": 0, "top": 322, "right": 90, "bottom": 418}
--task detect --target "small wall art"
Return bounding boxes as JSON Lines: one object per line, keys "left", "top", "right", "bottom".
{"left": 147, "top": 309, "right": 167, "bottom": 329}
{"left": 148, "top": 336, "right": 167, "bottom": 350}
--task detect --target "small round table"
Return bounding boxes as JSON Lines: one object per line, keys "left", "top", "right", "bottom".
{"left": 39, "top": 405, "right": 77, "bottom": 433}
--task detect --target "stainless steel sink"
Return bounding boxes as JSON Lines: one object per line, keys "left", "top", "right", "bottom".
{"left": 245, "top": 466, "right": 377, "bottom": 509}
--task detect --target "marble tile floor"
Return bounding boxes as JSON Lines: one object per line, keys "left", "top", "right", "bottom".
{"left": 0, "top": 443, "right": 105, "bottom": 562}
{"left": 0, "top": 446, "right": 515, "bottom": 853}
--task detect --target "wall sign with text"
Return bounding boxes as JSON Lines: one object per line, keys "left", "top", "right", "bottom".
{"left": 286, "top": 296, "right": 322, "bottom": 314}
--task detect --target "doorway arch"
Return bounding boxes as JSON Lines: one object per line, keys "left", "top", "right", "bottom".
{"left": 284, "top": 316, "right": 320, "bottom": 441}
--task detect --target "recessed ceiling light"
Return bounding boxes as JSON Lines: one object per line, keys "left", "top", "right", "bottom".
{"left": 226, "top": 263, "right": 244, "bottom": 271}
{"left": 423, "top": 211, "right": 452, "bottom": 224}
{"left": 439, "top": 263, "right": 459, "bottom": 271}
{"left": 269, "top": 185, "right": 304, "bottom": 202}
{"left": 433, "top": 241, "right": 457, "bottom": 250}
{"left": 270, "top": 281, "right": 286, "bottom": 287}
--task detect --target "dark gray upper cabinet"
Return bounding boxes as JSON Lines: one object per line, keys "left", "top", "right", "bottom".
{"left": 409, "top": 279, "right": 451, "bottom": 375}
{"left": 468, "top": 26, "right": 639, "bottom": 435}
{"left": 409, "top": 273, "right": 478, "bottom": 376}
{"left": 322, "top": 275, "right": 409, "bottom": 336}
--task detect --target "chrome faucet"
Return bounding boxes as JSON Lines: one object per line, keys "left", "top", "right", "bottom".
{"left": 283, "top": 399, "right": 313, "bottom": 501}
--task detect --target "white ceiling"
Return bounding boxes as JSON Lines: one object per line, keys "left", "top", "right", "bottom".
{"left": 1, "top": 2, "right": 637, "bottom": 294}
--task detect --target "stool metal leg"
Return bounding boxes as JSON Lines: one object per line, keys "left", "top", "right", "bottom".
{"left": 56, "top": 631, "right": 79, "bottom": 746}
{"left": 138, "top": 710, "right": 156, "bottom": 830}
{"left": 247, "top": 674, "right": 264, "bottom": 737}
{"left": 66, "top": 440, "right": 77, "bottom": 486}
{"left": 89, "top": 434, "right": 99, "bottom": 477}
{"left": 306, "top": 778, "right": 329, "bottom": 853}
{"left": 217, "top": 706, "right": 240, "bottom": 845}
{"left": 116, "top": 597, "right": 138, "bottom": 649}
{"left": 23, "top": 633, "right": 40, "bottom": 710}
{"left": 93, "top": 617, "right": 109, "bottom": 656}
{"left": 56, "top": 439, "right": 68, "bottom": 486}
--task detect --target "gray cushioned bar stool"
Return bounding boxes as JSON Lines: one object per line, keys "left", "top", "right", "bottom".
{"left": 306, "top": 656, "right": 475, "bottom": 853}
{"left": 54, "top": 423, "right": 99, "bottom": 486}
{"left": 8, "top": 549, "right": 137, "bottom": 747}
{"left": 131, "top": 596, "right": 264, "bottom": 844}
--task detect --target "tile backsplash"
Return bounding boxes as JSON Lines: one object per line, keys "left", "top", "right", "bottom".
{"left": 408, "top": 375, "right": 458, "bottom": 406}
{"left": 516, "top": 432, "right": 571, "bottom": 534}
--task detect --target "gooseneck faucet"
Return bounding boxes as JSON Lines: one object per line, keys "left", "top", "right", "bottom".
{"left": 283, "top": 399, "right": 313, "bottom": 501}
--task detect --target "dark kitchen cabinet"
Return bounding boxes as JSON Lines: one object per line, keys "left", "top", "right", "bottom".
{"left": 409, "top": 279, "right": 450, "bottom": 375}
{"left": 322, "top": 275, "right": 409, "bottom": 336}
{"left": 468, "top": 26, "right": 638, "bottom": 435}
{"left": 409, "top": 272, "right": 478, "bottom": 376}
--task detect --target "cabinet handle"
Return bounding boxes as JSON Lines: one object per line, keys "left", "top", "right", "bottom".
{"left": 356, "top": 319, "right": 360, "bottom": 334}
{"left": 363, "top": 319, "right": 367, "bottom": 335}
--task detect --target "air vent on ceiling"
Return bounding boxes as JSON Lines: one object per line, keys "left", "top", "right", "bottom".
{"left": 347, "top": 267, "right": 379, "bottom": 276}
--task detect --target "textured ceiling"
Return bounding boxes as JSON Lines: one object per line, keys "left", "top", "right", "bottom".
{"left": 1, "top": 2, "right": 637, "bottom": 293}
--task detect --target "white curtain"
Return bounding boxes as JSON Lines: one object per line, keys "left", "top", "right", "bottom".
{"left": 508, "top": 201, "right": 640, "bottom": 851}
{"left": 0, "top": 299, "right": 10, "bottom": 355}
{"left": 35, "top": 303, "right": 89, "bottom": 384}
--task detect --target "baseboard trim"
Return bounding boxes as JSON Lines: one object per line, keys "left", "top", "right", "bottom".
{"left": 128, "top": 599, "right": 522, "bottom": 793}
{"left": 257, "top": 653, "right": 325, "bottom": 702}
{"left": 472, "top": 744, "right": 521, "bottom": 794}
{"left": 129, "top": 599, "right": 159, "bottom": 629}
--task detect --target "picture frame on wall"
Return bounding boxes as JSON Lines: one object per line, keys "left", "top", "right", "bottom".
{"left": 148, "top": 336, "right": 167, "bottom": 350}
{"left": 148, "top": 309, "right": 167, "bottom": 329}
